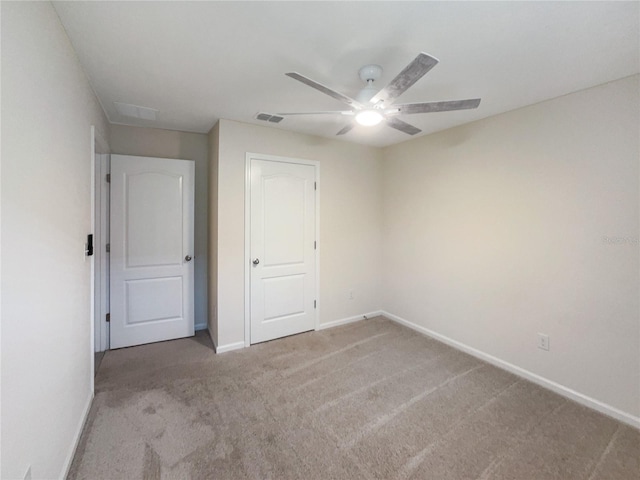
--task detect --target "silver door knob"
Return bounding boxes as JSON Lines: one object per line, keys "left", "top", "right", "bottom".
{"left": 252, "top": 258, "right": 260, "bottom": 265}
{"left": 185, "top": 255, "right": 192, "bottom": 262}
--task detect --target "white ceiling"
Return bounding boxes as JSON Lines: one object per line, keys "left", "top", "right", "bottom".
{"left": 53, "top": 1, "right": 639, "bottom": 148}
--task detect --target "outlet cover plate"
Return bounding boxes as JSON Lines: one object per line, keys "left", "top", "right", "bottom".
{"left": 537, "top": 333, "right": 550, "bottom": 351}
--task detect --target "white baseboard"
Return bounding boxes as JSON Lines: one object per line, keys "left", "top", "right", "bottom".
{"left": 61, "top": 391, "right": 94, "bottom": 479}
{"left": 209, "top": 328, "right": 245, "bottom": 354}
{"left": 214, "top": 340, "right": 245, "bottom": 354}
{"left": 195, "top": 322, "right": 207, "bottom": 331}
{"left": 382, "top": 311, "right": 640, "bottom": 430}
{"left": 318, "top": 310, "right": 383, "bottom": 330}
{"left": 213, "top": 311, "right": 384, "bottom": 353}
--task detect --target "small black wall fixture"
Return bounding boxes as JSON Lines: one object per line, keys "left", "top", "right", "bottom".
{"left": 86, "top": 234, "right": 94, "bottom": 256}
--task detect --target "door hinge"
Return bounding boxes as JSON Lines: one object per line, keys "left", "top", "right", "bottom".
{"left": 106, "top": 243, "right": 110, "bottom": 253}
{"left": 106, "top": 313, "right": 110, "bottom": 323}
{"left": 314, "top": 181, "right": 317, "bottom": 190}
{"left": 106, "top": 173, "right": 111, "bottom": 183}
{"left": 314, "top": 241, "right": 317, "bottom": 250}
{"left": 314, "top": 300, "right": 317, "bottom": 309}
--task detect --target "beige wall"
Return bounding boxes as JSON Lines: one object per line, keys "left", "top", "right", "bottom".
{"left": 382, "top": 75, "right": 640, "bottom": 420}
{"left": 208, "top": 122, "right": 220, "bottom": 345}
{"left": 214, "top": 119, "right": 383, "bottom": 348}
{"left": 1, "top": 2, "right": 110, "bottom": 478}
{"left": 109, "top": 125, "right": 209, "bottom": 329}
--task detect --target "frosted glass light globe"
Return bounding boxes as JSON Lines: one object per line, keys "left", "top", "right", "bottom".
{"left": 355, "top": 110, "right": 383, "bottom": 126}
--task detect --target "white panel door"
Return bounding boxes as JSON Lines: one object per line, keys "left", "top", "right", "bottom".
{"left": 250, "top": 158, "right": 317, "bottom": 344}
{"left": 110, "top": 155, "right": 194, "bottom": 349}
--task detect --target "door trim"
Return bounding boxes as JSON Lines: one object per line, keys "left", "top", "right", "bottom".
{"left": 92, "top": 126, "right": 110, "bottom": 357}
{"left": 94, "top": 142, "right": 110, "bottom": 353}
{"left": 244, "top": 153, "right": 320, "bottom": 348}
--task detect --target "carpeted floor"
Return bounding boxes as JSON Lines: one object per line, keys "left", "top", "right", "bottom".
{"left": 68, "top": 316, "right": 639, "bottom": 479}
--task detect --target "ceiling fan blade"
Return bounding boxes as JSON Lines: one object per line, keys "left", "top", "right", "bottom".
{"left": 394, "top": 98, "right": 481, "bottom": 114}
{"left": 276, "top": 111, "right": 353, "bottom": 116}
{"left": 336, "top": 123, "right": 355, "bottom": 136}
{"left": 286, "top": 72, "right": 363, "bottom": 109}
{"left": 386, "top": 117, "right": 421, "bottom": 136}
{"left": 370, "top": 53, "right": 439, "bottom": 105}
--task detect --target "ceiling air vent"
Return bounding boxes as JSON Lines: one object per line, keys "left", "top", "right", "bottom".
{"left": 255, "top": 113, "right": 284, "bottom": 123}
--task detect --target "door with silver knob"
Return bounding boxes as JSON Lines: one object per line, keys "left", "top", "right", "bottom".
{"left": 249, "top": 156, "right": 317, "bottom": 344}
{"left": 110, "top": 154, "right": 195, "bottom": 349}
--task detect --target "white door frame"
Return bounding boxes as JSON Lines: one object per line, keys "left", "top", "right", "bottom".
{"left": 90, "top": 126, "right": 96, "bottom": 391}
{"left": 244, "top": 153, "right": 320, "bottom": 348}
{"left": 92, "top": 127, "right": 110, "bottom": 353}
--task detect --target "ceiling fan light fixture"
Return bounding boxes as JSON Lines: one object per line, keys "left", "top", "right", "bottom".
{"left": 355, "top": 109, "right": 384, "bottom": 126}
{"left": 280, "top": 53, "right": 480, "bottom": 137}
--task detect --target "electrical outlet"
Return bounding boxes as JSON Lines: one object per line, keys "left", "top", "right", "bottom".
{"left": 537, "top": 333, "right": 550, "bottom": 351}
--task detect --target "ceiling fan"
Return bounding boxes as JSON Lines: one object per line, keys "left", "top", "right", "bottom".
{"left": 276, "top": 53, "right": 481, "bottom": 136}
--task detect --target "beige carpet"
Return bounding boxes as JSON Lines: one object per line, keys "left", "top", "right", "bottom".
{"left": 69, "top": 316, "right": 639, "bottom": 479}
